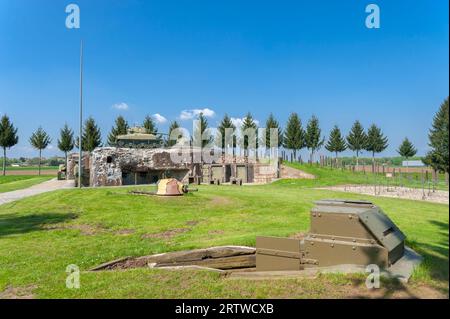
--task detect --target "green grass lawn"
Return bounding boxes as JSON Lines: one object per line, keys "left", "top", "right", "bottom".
{"left": 0, "top": 171, "right": 448, "bottom": 298}
{"left": 0, "top": 176, "right": 54, "bottom": 193}
{"left": 282, "top": 162, "right": 449, "bottom": 191}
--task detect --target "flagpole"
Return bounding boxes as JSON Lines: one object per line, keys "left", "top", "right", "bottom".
{"left": 78, "top": 39, "right": 83, "bottom": 188}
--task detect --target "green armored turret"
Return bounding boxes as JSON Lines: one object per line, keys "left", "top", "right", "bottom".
{"left": 116, "top": 126, "right": 164, "bottom": 149}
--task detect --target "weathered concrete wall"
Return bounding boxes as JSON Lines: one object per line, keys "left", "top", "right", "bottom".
{"left": 67, "top": 153, "right": 90, "bottom": 180}
{"left": 89, "top": 147, "right": 192, "bottom": 187}
{"left": 253, "top": 163, "right": 279, "bottom": 184}
{"left": 87, "top": 147, "right": 281, "bottom": 187}
{"left": 201, "top": 162, "right": 279, "bottom": 184}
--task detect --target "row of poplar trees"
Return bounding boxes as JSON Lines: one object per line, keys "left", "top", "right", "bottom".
{"left": 0, "top": 116, "right": 103, "bottom": 176}
{"left": 0, "top": 97, "right": 448, "bottom": 175}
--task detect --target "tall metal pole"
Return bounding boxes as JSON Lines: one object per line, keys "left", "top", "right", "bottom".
{"left": 78, "top": 40, "right": 83, "bottom": 188}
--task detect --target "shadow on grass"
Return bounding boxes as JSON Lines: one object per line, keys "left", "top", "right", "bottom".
{"left": 429, "top": 220, "right": 450, "bottom": 238}
{"left": 347, "top": 276, "right": 419, "bottom": 299}
{"left": 406, "top": 219, "right": 449, "bottom": 284}
{"left": 349, "top": 217, "right": 448, "bottom": 298}
{"left": 0, "top": 213, "right": 78, "bottom": 237}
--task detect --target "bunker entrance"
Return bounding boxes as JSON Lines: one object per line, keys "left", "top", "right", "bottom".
{"left": 224, "top": 164, "right": 232, "bottom": 182}
{"left": 122, "top": 169, "right": 189, "bottom": 185}
{"left": 122, "top": 171, "right": 161, "bottom": 185}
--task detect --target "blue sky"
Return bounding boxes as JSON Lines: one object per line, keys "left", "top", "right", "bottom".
{"left": 0, "top": 0, "right": 448, "bottom": 158}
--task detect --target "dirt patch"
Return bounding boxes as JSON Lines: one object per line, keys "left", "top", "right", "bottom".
{"left": 114, "top": 229, "right": 135, "bottom": 236}
{"left": 142, "top": 221, "right": 201, "bottom": 240}
{"left": 208, "top": 230, "right": 224, "bottom": 235}
{"left": 407, "top": 284, "right": 448, "bottom": 299}
{"left": 340, "top": 280, "right": 447, "bottom": 299}
{"left": 142, "top": 228, "right": 191, "bottom": 239}
{"left": 320, "top": 185, "right": 449, "bottom": 204}
{"left": 210, "top": 196, "right": 232, "bottom": 206}
{"left": 185, "top": 220, "right": 199, "bottom": 226}
{"left": 0, "top": 285, "right": 37, "bottom": 299}
{"left": 44, "top": 224, "right": 108, "bottom": 236}
{"left": 5, "top": 170, "right": 57, "bottom": 176}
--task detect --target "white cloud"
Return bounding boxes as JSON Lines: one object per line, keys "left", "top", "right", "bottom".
{"left": 231, "top": 117, "right": 260, "bottom": 130}
{"left": 231, "top": 117, "right": 244, "bottom": 129}
{"left": 112, "top": 102, "right": 129, "bottom": 111}
{"left": 153, "top": 113, "right": 167, "bottom": 124}
{"left": 179, "top": 108, "right": 215, "bottom": 120}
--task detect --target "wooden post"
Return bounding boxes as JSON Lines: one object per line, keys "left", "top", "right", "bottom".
{"left": 421, "top": 169, "right": 425, "bottom": 199}
{"left": 432, "top": 169, "right": 437, "bottom": 192}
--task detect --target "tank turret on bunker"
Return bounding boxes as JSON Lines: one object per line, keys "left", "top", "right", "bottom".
{"left": 256, "top": 199, "right": 406, "bottom": 271}
{"left": 116, "top": 126, "right": 164, "bottom": 149}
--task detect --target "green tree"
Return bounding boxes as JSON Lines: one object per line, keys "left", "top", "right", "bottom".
{"left": 325, "top": 125, "right": 347, "bottom": 162}
{"left": 0, "top": 115, "right": 19, "bottom": 176}
{"left": 81, "top": 117, "right": 102, "bottom": 152}
{"left": 346, "top": 120, "right": 367, "bottom": 168}
{"left": 143, "top": 115, "right": 157, "bottom": 134}
{"left": 425, "top": 97, "right": 449, "bottom": 173}
{"left": 397, "top": 137, "right": 417, "bottom": 161}
{"left": 192, "top": 113, "right": 213, "bottom": 148}
{"left": 29, "top": 127, "right": 52, "bottom": 176}
{"left": 216, "top": 114, "right": 236, "bottom": 155}
{"left": 241, "top": 112, "right": 258, "bottom": 157}
{"left": 283, "top": 112, "right": 304, "bottom": 160}
{"left": 365, "top": 124, "right": 389, "bottom": 171}
{"left": 167, "top": 121, "right": 183, "bottom": 147}
{"left": 264, "top": 113, "right": 283, "bottom": 151}
{"left": 107, "top": 115, "right": 129, "bottom": 146}
{"left": 305, "top": 115, "right": 324, "bottom": 164}
{"left": 57, "top": 124, "right": 75, "bottom": 175}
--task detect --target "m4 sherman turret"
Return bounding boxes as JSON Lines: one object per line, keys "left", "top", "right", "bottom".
{"left": 116, "top": 126, "right": 164, "bottom": 149}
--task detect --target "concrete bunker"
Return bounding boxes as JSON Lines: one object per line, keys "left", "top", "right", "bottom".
{"left": 67, "top": 125, "right": 280, "bottom": 187}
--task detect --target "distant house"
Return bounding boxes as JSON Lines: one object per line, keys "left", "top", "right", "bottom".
{"left": 402, "top": 160, "right": 425, "bottom": 167}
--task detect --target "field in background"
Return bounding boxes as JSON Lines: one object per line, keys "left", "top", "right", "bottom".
{"left": 5, "top": 166, "right": 58, "bottom": 170}
{"left": 0, "top": 166, "right": 447, "bottom": 298}
{"left": 4, "top": 166, "right": 58, "bottom": 176}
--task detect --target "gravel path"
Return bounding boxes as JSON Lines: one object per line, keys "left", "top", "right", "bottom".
{"left": 0, "top": 178, "right": 75, "bottom": 206}
{"left": 320, "top": 184, "right": 449, "bottom": 204}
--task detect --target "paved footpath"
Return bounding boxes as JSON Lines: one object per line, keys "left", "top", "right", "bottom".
{"left": 0, "top": 179, "right": 75, "bottom": 206}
